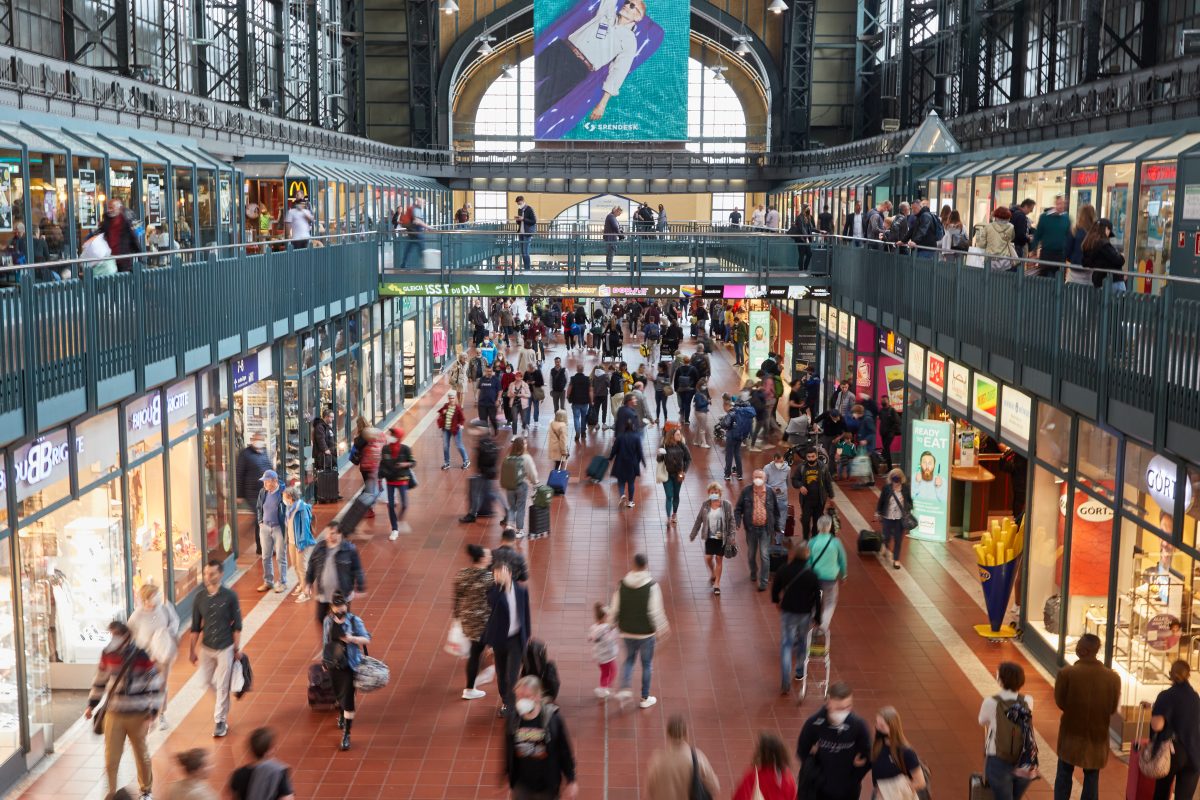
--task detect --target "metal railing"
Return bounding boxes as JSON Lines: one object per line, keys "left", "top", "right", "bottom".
{"left": 1, "top": 232, "right": 379, "bottom": 442}
{"left": 822, "top": 236, "right": 1200, "bottom": 453}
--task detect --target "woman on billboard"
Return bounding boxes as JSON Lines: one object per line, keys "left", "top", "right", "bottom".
{"left": 534, "top": 0, "right": 663, "bottom": 138}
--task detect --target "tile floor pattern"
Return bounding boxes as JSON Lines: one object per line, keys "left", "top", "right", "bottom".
{"left": 16, "top": 332, "right": 1131, "bottom": 800}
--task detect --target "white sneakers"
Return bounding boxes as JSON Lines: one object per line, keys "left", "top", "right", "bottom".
{"left": 462, "top": 688, "right": 486, "bottom": 700}
{"left": 594, "top": 687, "right": 611, "bottom": 699}
{"left": 639, "top": 696, "right": 658, "bottom": 709}
{"left": 390, "top": 530, "right": 399, "bottom": 541}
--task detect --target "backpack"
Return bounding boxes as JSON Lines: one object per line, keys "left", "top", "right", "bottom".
{"left": 349, "top": 444, "right": 363, "bottom": 465}
{"left": 931, "top": 212, "right": 945, "bottom": 244}
{"left": 993, "top": 694, "right": 1030, "bottom": 764}
{"left": 644, "top": 322, "right": 660, "bottom": 340}
{"left": 732, "top": 406, "right": 755, "bottom": 439}
{"left": 500, "top": 455, "right": 526, "bottom": 490}
{"left": 400, "top": 206, "right": 414, "bottom": 227}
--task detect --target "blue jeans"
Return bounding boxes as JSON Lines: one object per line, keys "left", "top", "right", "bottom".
{"left": 260, "top": 524, "right": 287, "bottom": 584}
{"left": 744, "top": 525, "right": 769, "bottom": 587}
{"left": 985, "top": 755, "right": 1031, "bottom": 800}
{"left": 1054, "top": 759, "right": 1098, "bottom": 800}
{"left": 505, "top": 482, "right": 530, "bottom": 531}
{"left": 571, "top": 403, "right": 588, "bottom": 434}
{"left": 442, "top": 429, "right": 468, "bottom": 465}
{"left": 400, "top": 232, "right": 426, "bottom": 267}
{"left": 617, "top": 476, "right": 636, "bottom": 501}
{"left": 620, "top": 635, "right": 656, "bottom": 699}
{"left": 780, "top": 611, "right": 813, "bottom": 687}
{"left": 664, "top": 477, "right": 682, "bottom": 516}
{"left": 724, "top": 436, "right": 744, "bottom": 477}
{"left": 519, "top": 236, "right": 531, "bottom": 269}
{"left": 387, "top": 483, "right": 409, "bottom": 529}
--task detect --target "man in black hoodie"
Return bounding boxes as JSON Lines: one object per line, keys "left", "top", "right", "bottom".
{"left": 772, "top": 541, "right": 822, "bottom": 695}
{"left": 506, "top": 675, "right": 577, "bottom": 799}
{"left": 796, "top": 681, "right": 871, "bottom": 800}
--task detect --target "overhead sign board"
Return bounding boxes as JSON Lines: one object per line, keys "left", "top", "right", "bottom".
{"left": 379, "top": 282, "right": 531, "bottom": 297}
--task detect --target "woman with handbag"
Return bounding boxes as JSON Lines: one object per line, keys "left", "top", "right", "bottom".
{"left": 128, "top": 583, "right": 180, "bottom": 729}
{"left": 524, "top": 364, "right": 545, "bottom": 428}
{"left": 689, "top": 483, "right": 736, "bottom": 596}
{"left": 1149, "top": 660, "right": 1200, "bottom": 800}
{"left": 380, "top": 426, "right": 416, "bottom": 541}
{"left": 874, "top": 469, "right": 914, "bottom": 570}
{"left": 455, "top": 544, "right": 495, "bottom": 701}
{"left": 658, "top": 427, "right": 691, "bottom": 527}
{"left": 322, "top": 591, "right": 371, "bottom": 751}
{"left": 871, "top": 706, "right": 927, "bottom": 800}
{"left": 732, "top": 733, "right": 795, "bottom": 800}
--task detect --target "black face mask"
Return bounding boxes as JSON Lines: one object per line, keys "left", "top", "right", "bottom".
{"left": 332, "top": 613, "right": 346, "bottom": 623}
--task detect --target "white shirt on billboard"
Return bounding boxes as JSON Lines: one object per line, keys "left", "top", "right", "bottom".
{"left": 568, "top": 0, "right": 639, "bottom": 97}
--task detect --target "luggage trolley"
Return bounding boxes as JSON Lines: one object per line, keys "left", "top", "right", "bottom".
{"left": 804, "top": 627, "right": 832, "bottom": 699}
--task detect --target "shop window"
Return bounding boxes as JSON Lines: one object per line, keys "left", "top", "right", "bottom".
{"left": 129, "top": 454, "right": 167, "bottom": 593}
{"left": 0, "top": 541, "right": 18, "bottom": 758}
{"left": 712, "top": 192, "right": 746, "bottom": 225}
{"left": 1076, "top": 420, "right": 1119, "bottom": 503}
{"left": 19, "top": 480, "right": 126, "bottom": 745}
{"left": 29, "top": 151, "right": 68, "bottom": 260}
{"left": 1017, "top": 170, "right": 1066, "bottom": 216}
{"left": 167, "top": 378, "right": 198, "bottom": 439}
{"left": 1103, "top": 161, "right": 1135, "bottom": 254}
{"left": 1123, "top": 442, "right": 1174, "bottom": 536}
{"left": 109, "top": 161, "right": 137, "bottom": 217}
{"left": 1184, "top": 465, "right": 1199, "bottom": 551}
{"left": 1134, "top": 161, "right": 1176, "bottom": 292}
{"left": 174, "top": 167, "right": 195, "bottom": 249}
{"left": 1035, "top": 404, "right": 1071, "bottom": 472}
{"left": 973, "top": 176, "right": 993, "bottom": 232}
{"left": 202, "top": 420, "right": 233, "bottom": 564}
{"left": 168, "top": 438, "right": 203, "bottom": 602}
{"left": 72, "top": 155, "right": 105, "bottom": 250}
{"left": 75, "top": 409, "right": 120, "bottom": 490}
{"left": 201, "top": 367, "right": 227, "bottom": 420}
{"left": 1025, "top": 465, "right": 1069, "bottom": 650}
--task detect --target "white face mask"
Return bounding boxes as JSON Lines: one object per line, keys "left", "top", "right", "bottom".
{"left": 827, "top": 709, "right": 850, "bottom": 726}
{"left": 515, "top": 698, "right": 537, "bottom": 716}
{"left": 753, "top": 478, "right": 764, "bottom": 487}
{"left": 708, "top": 493, "right": 720, "bottom": 502}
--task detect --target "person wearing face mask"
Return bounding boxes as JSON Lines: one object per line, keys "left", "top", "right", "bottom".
{"left": 128, "top": 583, "right": 180, "bottom": 729}
{"left": 764, "top": 451, "right": 792, "bottom": 537}
{"left": 321, "top": 592, "right": 371, "bottom": 751}
{"left": 870, "top": 707, "right": 927, "bottom": 800}
{"left": 792, "top": 447, "right": 835, "bottom": 540}
{"left": 484, "top": 562, "right": 532, "bottom": 717}
{"left": 692, "top": 378, "right": 714, "bottom": 449}
{"left": 735, "top": 470, "right": 778, "bottom": 591}
{"left": 86, "top": 621, "right": 164, "bottom": 800}
{"left": 690, "top": 483, "right": 736, "bottom": 595}
{"left": 505, "top": 676, "right": 578, "bottom": 799}
{"left": 235, "top": 432, "right": 274, "bottom": 556}
{"left": 874, "top": 469, "right": 913, "bottom": 570}
{"left": 795, "top": 681, "right": 871, "bottom": 800}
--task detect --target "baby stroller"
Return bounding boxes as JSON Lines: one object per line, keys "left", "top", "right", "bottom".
{"left": 520, "top": 638, "right": 561, "bottom": 702}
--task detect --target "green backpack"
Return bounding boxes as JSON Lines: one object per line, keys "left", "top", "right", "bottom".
{"left": 500, "top": 455, "right": 526, "bottom": 490}
{"left": 533, "top": 484, "right": 555, "bottom": 508}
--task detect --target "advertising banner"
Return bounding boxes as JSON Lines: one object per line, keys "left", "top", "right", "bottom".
{"left": 78, "top": 169, "right": 98, "bottom": 228}
{"left": 909, "top": 419, "right": 951, "bottom": 541}
{"left": 533, "top": 0, "right": 688, "bottom": 140}
{"left": 973, "top": 373, "right": 998, "bottom": 429}
{"left": 748, "top": 310, "right": 770, "bottom": 368}
{"left": 379, "top": 282, "right": 531, "bottom": 297}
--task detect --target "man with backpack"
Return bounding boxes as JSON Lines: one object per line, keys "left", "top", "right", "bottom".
{"left": 672, "top": 355, "right": 698, "bottom": 424}
{"left": 515, "top": 196, "right": 537, "bottom": 269}
{"left": 979, "top": 661, "right": 1038, "bottom": 800}
{"left": 504, "top": 675, "right": 578, "bottom": 799}
{"left": 642, "top": 319, "right": 661, "bottom": 364}
{"left": 721, "top": 394, "right": 756, "bottom": 481}
{"left": 772, "top": 541, "right": 822, "bottom": 696}
{"left": 398, "top": 197, "right": 432, "bottom": 268}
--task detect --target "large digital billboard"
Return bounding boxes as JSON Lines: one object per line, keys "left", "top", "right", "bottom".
{"left": 533, "top": 0, "right": 688, "bottom": 140}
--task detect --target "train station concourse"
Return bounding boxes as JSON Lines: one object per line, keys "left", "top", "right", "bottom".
{"left": 0, "top": 1, "right": 1198, "bottom": 799}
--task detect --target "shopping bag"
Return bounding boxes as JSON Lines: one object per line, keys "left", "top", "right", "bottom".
{"left": 965, "top": 246, "right": 986, "bottom": 269}
{"left": 444, "top": 619, "right": 471, "bottom": 658}
{"left": 353, "top": 656, "right": 391, "bottom": 693}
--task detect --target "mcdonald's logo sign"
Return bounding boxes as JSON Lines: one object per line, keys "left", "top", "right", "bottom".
{"left": 287, "top": 180, "right": 309, "bottom": 201}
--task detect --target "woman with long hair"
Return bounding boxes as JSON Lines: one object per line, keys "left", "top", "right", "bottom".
{"left": 659, "top": 425, "right": 692, "bottom": 526}
{"left": 1066, "top": 203, "right": 1098, "bottom": 285}
{"left": 127, "top": 583, "right": 180, "bottom": 728}
{"left": 1149, "top": 660, "right": 1200, "bottom": 800}
{"left": 875, "top": 468, "right": 914, "bottom": 570}
{"left": 322, "top": 591, "right": 371, "bottom": 751}
{"left": 689, "top": 482, "right": 736, "bottom": 595}
{"left": 733, "top": 733, "right": 796, "bottom": 800}
{"left": 1081, "top": 218, "right": 1126, "bottom": 291}
{"left": 871, "top": 706, "right": 928, "bottom": 800}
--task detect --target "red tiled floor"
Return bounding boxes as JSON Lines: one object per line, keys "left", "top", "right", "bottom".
{"left": 19, "top": 328, "right": 1128, "bottom": 800}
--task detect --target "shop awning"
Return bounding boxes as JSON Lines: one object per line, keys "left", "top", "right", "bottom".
{"left": 99, "top": 135, "right": 168, "bottom": 166}
{"left": 1074, "top": 140, "right": 1139, "bottom": 167}
{"left": 1144, "top": 131, "right": 1200, "bottom": 160}
{"left": 1100, "top": 136, "right": 1171, "bottom": 164}
{"left": 1015, "top": 149, "right": 1070, "bottom": 172}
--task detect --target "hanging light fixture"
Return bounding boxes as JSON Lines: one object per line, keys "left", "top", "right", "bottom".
{"left": 710, "top": 62, "right": 728, "bottom": 82}
{"left": 501, "top": 63, "right": 517, "bottom": 80}
{"left": 440, "top": 0, "right": 459, "bottom": 14}
{"left": 477, "top": 35, "right": 495, "bottom": 56}
{"left": 768, "top": 0, "right": 787, "bottom": 12}
{"left": 734, "top": 35, "right": 751, "bottom": 57}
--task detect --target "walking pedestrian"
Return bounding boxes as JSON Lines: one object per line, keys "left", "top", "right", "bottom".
{"left": 161, "top": 749, "right": 217, "bottom": 800}
{"left": 321, "top": 591, "right": 371, "bottom": 750}
{"left": 979, "top": 662, "right": 1038, "bottom": 800}
{"left": 550, "top": 357, "right": 568, "bottom": 412}
{"left": 305, "top": 524, "right": 366, "bottom": 632}
{"left": 500, "top": 437, "right": 539, "bottom": 537}
{"left": 653, "top": 362, "right": 671, "bottom": 423}
{"left": 188, "top": 560, "right": 242, "bottom": 738}
{"left": 772, "top": 541, "right": 822, "bottom": 696}
{"left": 504, "top": 676, "right": 578, "bottom": 799}
{"left": 568, "top": 365, "right": 592, "bottom": 442}
{"left": 281, "top": 486, "right": 317, "bottom": 602}
{"left": 875, "top": 469, "right": 913, "bottom": 570}
{"left": 350, "top": 421, "right": 384, "bottom": 521}
{"left": 878, "top": 396, "right": 900, "bottom": 471}
{"left": 549, "top": 409, "right": 570, "bottom": 470}
{"left": 228, "top": 728, "right": 294, "bottom": 800}
{"left": 508, "top": 369, "right": 533, "bottom": 434}
{"left": 589, "top": 365, "right": 610, "bottom": 432}
{"left": 379, "top": 427, "right": 416, "bottom": 541}
{"left": 646, "top": 715, "right": 720, "bottom": 799}
{"left": 733, "top": 733, "right": 795, "bottom": 800}
{"left": 455, "top": 545, "right": 496, "bottom": 702}
{"left": 796, "top": 681, "right": 872, "bottom": 800}
{"left": 659, "top": 426, "right": 691, "bottom": 526}
{"left": 692, "top": 379, "right": 714, "bottom": 448}
{"left": 255, "top": 470, "right": 288, "bottom": 593}
{"left": 735, "top": 469, "right": 778, "bottom": 591}
{"left": 764, "top": 450, "right": 791, "bottom": 536}
{"left": 808, "top": 515, "right": 847, "bottom": 629}
{"left": 610, "top": 427, "right": 645, "bottom": 508}
{"left": 461, "top": 432, "right": 504, "bottom": 523}
{"left": 484, "top": 562, "right": 532, "bottom": 717}
{"left": 609, "top": 553, "right": 668, "bottom": 709}
{"left": 690, "top": 483, "right": 736, "bottom": 595}
{"left": 128, "top": 583, "right": 179, "bottom": 729}
{"left": 1148, "top": 660, "right": 1200, "bottom": 800}
{"left": 588, "top": 602, "right": 620, "bottom": 699}
{"left": 491, "top": 527, "right": 530, "bottom": 582}
{"left": 437, "top": 391, "right": 471, "bottom": 469}
{"left": 792, "top": 447, "right": 835, "bottom": 540}
{"left": 477, "top": 366, "right": 501, "bottom": 435}
{"left": 870, "top": 707, "right": 928, "bottom": 800}
{"left": 234, "top": 432, "right": 273, "bottom": 556}
{"left": 722, "top": 394, "right": 756, "bottom": 481}
{"left": 673, "top": 356, "right": 698, "bottom": 424}
{"left": 1052, "top": 633, "right": 1120, "bottom": 800}
{"left": 87, "top": 621, "right": 163, "bottom": 800}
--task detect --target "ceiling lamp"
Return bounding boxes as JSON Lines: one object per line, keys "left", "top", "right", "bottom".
{"left": 710, "top": 63, "right": 728, "bottom": 82}
{"left": 477, "top": 36, "right": 495, "bottom": 56}
{"left": 733, "top": 35, "right": 751, "bottom": 57}
{"left": 768, "top": 0, "right": 788, "bottom": 13}
{"left": 501, "top": 64, "right": 517, "bottom": 80}
{"left": 440, "top": 0, "right": 459, "bottom": 14}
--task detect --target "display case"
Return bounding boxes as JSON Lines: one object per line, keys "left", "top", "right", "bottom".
{"left": 283, "top": 378, "right": 301, "bottom": 482}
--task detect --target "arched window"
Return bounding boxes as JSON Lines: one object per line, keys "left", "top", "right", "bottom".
{"left": 469, "top": 55, "right": 748, "bottom": 152}
{"left": 552, "top": 194, "right": 636, "bottom": 228}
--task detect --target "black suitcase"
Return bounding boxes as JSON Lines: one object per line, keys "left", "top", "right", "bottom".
{"left": 337, "top": 494, "right": 373, "bottom": 535}
{"left": 586, "top": 455, "right": 610, "bottom": 482}
{"left": 315, "top": 469, "right": 340, "bottom": 504}
{"left": 969, "top": 773, "right": 992, "bottom": 800}
{"left": 587, "top": 405, "right": 599, "bottom": 428}
{"left": 857, "top": 528, "right": 882, "bottom": 553}
{"left": 529, "top": 505, "right": 550, "bottom": 539}
{"left": 468, "top": 475, "right": 497, "bottom": 517}
{"left": 307, "top": 663, "right": 336, "bottom": 710}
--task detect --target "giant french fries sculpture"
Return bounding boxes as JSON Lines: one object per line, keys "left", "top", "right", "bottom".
{"left": 973, "top": 517, "right": 1024, "bottom": 639}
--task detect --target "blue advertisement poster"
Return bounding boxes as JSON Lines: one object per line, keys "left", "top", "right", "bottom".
{"left": 533, "top": 0, "right": 689, "bottom": 140}
{"left": 909, "top": 419, "right": 951, "bottom": 542}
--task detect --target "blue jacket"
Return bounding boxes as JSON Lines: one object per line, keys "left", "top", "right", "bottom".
{"left": 483, "top": 582, "right": 532, "bottom": 652}
{"left": 1065, "top": 227, "right": 1088, "bottom": 266}
{"left": 285, "top": 499, "right": 317, "bottom": 549}
{"left": 235, "top": 445, "right": 272, "bottom": 503}
{"left": 694, "top": 391, "right": 711, "bottom": 413}
{"left": 855, "top": 412, "right": 877, "bottom": 447}
{"left": 478, "top": 374, "right": 501, "bottom": 407}
{"left": 323, "top": 612, "right": 371, "bottom": 670}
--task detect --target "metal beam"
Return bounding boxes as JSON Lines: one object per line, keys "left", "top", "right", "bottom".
{"left": 854, "top": 0, "right": 885, "bottom": 137}
{"left": 781, "top": 0, "right": 815, "bottom": 150}
{"left": 407, "top": 0, "right": 439, "bottom": 148}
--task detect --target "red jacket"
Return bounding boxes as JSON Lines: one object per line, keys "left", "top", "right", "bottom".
{"left": 732, "top": 766, "right": 796, "bottom": 800}
{"left": 436, "top": 403, "right": 466, "bottom": 434}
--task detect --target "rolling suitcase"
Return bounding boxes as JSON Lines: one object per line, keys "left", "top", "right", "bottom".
{"left": 857, "top": 528, "right": 882, "bottom": 553}
{"left": 586, "top": 405, "right": 599, "bottom": 428}
{"left": 969, "top": 773, "right": 993, "bottom": 800}
{"left": 784, "top": 503, "right": 797, "bottom": 537}
{"left": 547, "top": 469, "right": 569, "bottom": 494}
{"left": 529, "top": 505, "right": 551, "bottom": 539}
{"left": 586, "top": 455, "right": 610, "bottom": 482}
{"left": 1128, "top": 704, "right": 1157, "bottom": 800}
{"left": 307, "top": 663, "right": 336, "bottom": 710}
{"left": 315, "top": 469, "right": 340, "bottom": 504}
{"left": 337, "top": 493, "right": 373, "bottom": 535}
{"left": 468, "top": 475, "right": 497, "bottom": 517}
